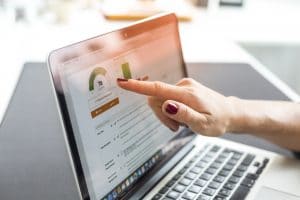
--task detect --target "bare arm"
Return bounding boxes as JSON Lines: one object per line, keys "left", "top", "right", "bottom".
{"left": 117, "top": 78, "right": 300, "bottom": 151}
{"left": 228, "top": 98, "right": 300, "bottom": 151}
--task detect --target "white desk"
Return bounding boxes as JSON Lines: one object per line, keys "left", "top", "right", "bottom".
{"left": 1, "top": 0, "right": 300, "bottom": 124}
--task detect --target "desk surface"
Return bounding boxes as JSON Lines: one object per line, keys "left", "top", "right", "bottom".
{"left": 1, "top": 0, "right": 300, "bottom": 124}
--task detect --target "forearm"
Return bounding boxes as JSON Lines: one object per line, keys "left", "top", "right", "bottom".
{"left": 227, "top": 97, "right": 300, "bottom": 151}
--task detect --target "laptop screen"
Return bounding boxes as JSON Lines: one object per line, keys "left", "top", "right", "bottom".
{"left": 48, "top": 14, "right": 189, "bottom": 200}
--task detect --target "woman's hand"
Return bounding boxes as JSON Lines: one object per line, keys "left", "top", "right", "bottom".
{"left": 117, "top": 77, "right": 300, "bottom": 151}
{"left": 117, "top": 78, "right": 236, "bottom": 136}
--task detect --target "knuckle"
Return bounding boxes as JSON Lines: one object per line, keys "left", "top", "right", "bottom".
{"left": 181, "top": 88, "right": 197, "bottom": 104}
{"left": 180, "top": 106, "right": 193, "bottom": 124}
{"left": 195, "top": 117, "right": 219, "bottom": 136}
{"left": 178, "top": 77, "right": 194, "bottom": 85}
{"left": 185, "top": 86, "right": 197, "bottom": 94}
{"left": 177, "top": 78, "right": 189, "bottom": 85}
{"left": 200, "top": 123, "right": 209, "bottom": 133}
{"left": 193, "top": 122, "right": 209, "bottom": 136}
{"left": 153, "top": 81, "right": 164, "bottom": 95}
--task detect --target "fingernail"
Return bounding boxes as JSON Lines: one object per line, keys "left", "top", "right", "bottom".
{"left": 165, "top": 103, "right": 178, "bottom": 115}
{"left": 117, "top": 78, "right": 128, "bottom": 82}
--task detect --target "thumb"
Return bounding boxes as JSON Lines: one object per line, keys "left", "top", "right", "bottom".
{"left": 162, "top": 100, "right": 207, "bottom": 133}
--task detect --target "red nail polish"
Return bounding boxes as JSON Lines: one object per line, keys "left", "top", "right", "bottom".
{"left": 117, "top": 78, "right": 128, "bottom": 82}
{"left": 165, "top": 103, "right": 178, "bottom": 115}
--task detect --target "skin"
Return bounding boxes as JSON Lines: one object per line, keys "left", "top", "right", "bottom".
{"left": 117, "top": 78, "right": 300, "bottom": 151}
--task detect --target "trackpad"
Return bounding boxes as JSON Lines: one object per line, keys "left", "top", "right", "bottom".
{"left": 254, "top": 187, "right": 300, "bottom": 200}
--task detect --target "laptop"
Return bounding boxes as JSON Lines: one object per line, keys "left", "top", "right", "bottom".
{"left": 47, "top": 13, "right": 300, "bottom": 200}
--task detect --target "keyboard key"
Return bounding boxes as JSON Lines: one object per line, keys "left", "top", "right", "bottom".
{"left": 242, "top": 154, "right": 255, "bottom": 166}
{"left": 185, "top": 162, "right": 193, "bottom": 168}
{"left": 227, "top": 159, "right": 238, "bottom": 165}
{"left": 219, "top": 153, "right": 228, "bottom": 159}
{"left": 188, "top": 185, "right": 202, "bottom": 193}
{"left": 182, "top": 191, "right": 197, "bottom": 200}
{"left": 256, "top": 167, "right": 263, "bottom": 175}
{"left": 197, "top": 195, "right": 210, "bottom": 200}
{"left": 159, "top": 186, "right": 169, "bottom": 194}
{"left": 263, "top": 158, "right": 269, "bottom": 166}
{"left": 246, "top": 173, "right": 259, "bottom": 180}
{"left": 208, "top": 181, "right": 220, "bottom": 189}
{"left": 194, "top": 179, "right": 207, "bottom": 187}
{"left": 213, "top": 176, "right": 225, "bottom": 183}
{"left": 224, "top": 182, "right": 235, "bottom": 190}
{"left": 172, "top": 174, "right": 182, "bottom": 181}
{"left": 167, "top": 191, "right": 180, "bottom": 199}
{"left": 223, "top": 149, "right": 231, "bottom": 154}
{"left": 201, "top": 156, "right": 212, "bottom": 163}
{"left": 203, "top": 188, "right": 216, "bottom": 196}
{"left": 214, "top": 196, "right": 226, "bottom": 200}
{"left": 195, "top": 151, "right": 202, "bottom": 158}
{"left": 151, "top": 193, "right": 162, "bottom": 200}
{"left": 191, "top": 166, "right": 202, "bottom": 174}
{"left": 173, "top": 184, "right": 186, "bottom": 193}
{"left": 179, "top": 168, "right": 188, "bottom": 175}
{"left": 237, "top": 165, "right": 247, "bottom": 172}
{"left": 215, "top": 157, "right": 226, "bottom": 163}
{"left": 200, "top": 173, "right": 212, "bottom": 181}
{"left": 253, "top": 161, "right": 260, "bottom": 167}
{"left": 185, "top": 172, "right": 198, "bottom": 180}
{"left": 228, "top": 176, "right": 240, "bottom": 184}
{"left": 196, "top": 161, "right": 206, "bottom": 168}
{"left": 211, "top": 145, "right": 221, "bottom": 152}
{"left": 180, "top": 178, "right": 192, "bottom": 186}
{"left": 232, "top": 153, "right": 242, "bottom": 160}
{"left": 221, "top": 149, "right": 231, "bottom": 153}
{"left": 206, "top": 152, "right": 216, "bottom": 158}
{"left": 210, "top": 162, "right": 221, "bottom": 169}
{"left": 230, "top": 185, "right": 250, "bottom": 200}
{"left": 219, "top": 170, "right": 230, "bottom": 177}
{"left": 241, "top": 178, "right": 255, "bottom": 188}
{"left": 190, "top": 157, "right": 198, "bottom": 163}
{"left": 233, "top": 170, "right": 244, "bottom": 178}
{"left": 230, "top": 150, "right": 242, "bottom": 155}
{"left": 223, "top": 164, "right": 234, "bottom": 171}
{"left": 234, "top": 150, "right": 243, "bottom": 155}
{"left": 166, "top": 180, "right": 176, "bottom": 187}
{"left": 205, "top": 168, "right": 217, "bottom": 175}
{"left": 218, "top": 188, "right": 231, "bottom": 197}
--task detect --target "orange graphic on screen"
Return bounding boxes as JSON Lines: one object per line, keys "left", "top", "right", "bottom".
{"left": 88, "top": 66, "right": 119, "bottom": 118}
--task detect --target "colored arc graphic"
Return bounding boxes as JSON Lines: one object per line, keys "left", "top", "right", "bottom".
{"left": 89, "top": 67, "right": 107, "bottom": 91}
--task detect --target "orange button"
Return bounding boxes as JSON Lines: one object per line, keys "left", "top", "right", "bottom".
{"left": 91, "top": 97, "right": 119, "bottom": 118}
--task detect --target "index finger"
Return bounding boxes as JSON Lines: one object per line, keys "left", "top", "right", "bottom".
{"left": 117, "top": 78, "right": 185, "bottom": 101}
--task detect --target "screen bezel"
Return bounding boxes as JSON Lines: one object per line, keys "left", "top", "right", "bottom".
{"left": 47, "top": 13, "right": 189, "bottom": 200}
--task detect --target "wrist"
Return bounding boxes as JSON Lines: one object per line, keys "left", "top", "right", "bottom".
{"left": 225, "top": 96, "right": 245, "bottom": 133}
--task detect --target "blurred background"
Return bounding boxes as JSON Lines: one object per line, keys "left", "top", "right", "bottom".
{"left": 1, "top": 0, "right": 300, "bottom": 120}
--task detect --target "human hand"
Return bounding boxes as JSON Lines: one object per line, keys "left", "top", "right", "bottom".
{"left": 117, "top": 78, "right": 236, "bottom": 136}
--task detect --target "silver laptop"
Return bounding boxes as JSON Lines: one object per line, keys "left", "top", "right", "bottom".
{"left": 47, "top": 13, "right": 300, "bottom": 200}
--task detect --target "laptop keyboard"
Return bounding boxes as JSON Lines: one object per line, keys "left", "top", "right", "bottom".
{"left": 151, "top": 145, "right": 269, "bottom": 200}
